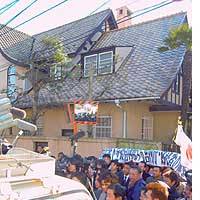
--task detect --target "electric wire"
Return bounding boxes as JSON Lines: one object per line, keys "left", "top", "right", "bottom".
{"left": 89, "top": 0, "right": 111, "bottom": 16}
{"left": 0, "top": 0, "right": 20, "bottom": 16}
{"left": 0, "top": 0, "right": 177, "bottom": 61}
{"left": 32, "top": 0, "right": 176, "bottom": 56}
{"left": 1, "top": 0, "right": 38, "bottom": 29}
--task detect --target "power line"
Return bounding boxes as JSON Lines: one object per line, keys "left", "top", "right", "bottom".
{"left": 13, "top": 0, "right": 71, "bottom": 30}
{"left": 0, "top": 0, "right": 19, "bottom": 16}
{"left": 117, "top": 0, "right": 171, "bottom": 22}
{"left": 117, "top": 1, "right": 174, "bottom": 25}
{"left": 0, "top": 0, "right": 71, "bottom": 37}
{"left": 1, "top": 0, "right": 176, "bottom": 59}
{"left": 2, "top": 0, "right": 38, "bottom": 28}
{"left": 32, "top": 0, "right": 176, "bottom": 57}
{"left": 89, "top": 0, "right": 111, "bottom": 15}
{"left": 0, "top": 0, "right": 18, "bottom": 12}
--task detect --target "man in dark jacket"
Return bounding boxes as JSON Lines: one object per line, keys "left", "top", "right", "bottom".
{"left": 55, "top": 152, "right": 69, "bottom": 176}
{"left": 121, "top": 162, "right": 131, "bottom": 189}
{"left": 127, "top": 166, "right": 146, "bottom": 200}
{"left": 138, "top": 161, "right": 151, "bottom": 182}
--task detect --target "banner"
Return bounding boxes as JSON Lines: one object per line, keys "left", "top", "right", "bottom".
{"left": 74, "top": 101, "right": 98, "bottom": 124}
{"left": 100, "top": 148, "right": 189, "bottom": 177}
{"left": 174, "top": 125, "right": 192, "bottom": 169}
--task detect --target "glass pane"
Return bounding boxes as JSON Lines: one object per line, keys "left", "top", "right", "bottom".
{"left": 99, "top": 52, "right": 112, "bottom": 74}
{"left": 85, "top": 55, "right": 97, "bottom": 63}
{"left": 8, "top": 66, "right": 16, "bottom": 75}
{"left": 99, "top": 52, "right": 112, "bottom": 60}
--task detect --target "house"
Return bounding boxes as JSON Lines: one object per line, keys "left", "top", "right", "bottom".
{"left": 0, "top": 8, "right": 190, "bottom": 157}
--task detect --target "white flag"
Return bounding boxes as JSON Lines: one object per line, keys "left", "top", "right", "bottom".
{"left": 174, "top": 125, "right": 192, "bottom": 169}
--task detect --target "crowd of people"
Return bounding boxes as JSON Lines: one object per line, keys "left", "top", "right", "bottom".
{"left": 52, "top": 151, "right": 192, "bottom": 200}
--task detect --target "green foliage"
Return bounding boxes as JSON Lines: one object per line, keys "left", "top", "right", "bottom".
{"left": 158, "top": 23, "right": 192, "bottom": 52}
{"left": 42, "top": 36, "right": 71, "bottom": 66}
{"left": 116, "top": 140, "right": 160, "bottom": 150}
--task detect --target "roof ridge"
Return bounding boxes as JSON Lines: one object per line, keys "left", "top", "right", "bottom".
{"left": 105, "top": 11, "right": 187, "bottom": 33}
{"left": 33, "top": 8, "right": 112, "bottom": 37}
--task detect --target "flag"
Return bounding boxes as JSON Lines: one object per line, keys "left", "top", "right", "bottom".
{"left": 174, "top": 125, "right": 192, "bottom": 169}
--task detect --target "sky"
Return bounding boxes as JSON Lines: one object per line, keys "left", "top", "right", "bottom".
{"left": 0, "top": 0, "right": 192, "bottom": 35}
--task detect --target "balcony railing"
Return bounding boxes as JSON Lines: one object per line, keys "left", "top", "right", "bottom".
{"left": 161, "top": 143, "right": 180, "bottom": 153}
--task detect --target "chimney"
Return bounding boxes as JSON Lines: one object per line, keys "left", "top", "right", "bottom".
{"left": 116, "top": 6, "right": 132, "bottom": 29}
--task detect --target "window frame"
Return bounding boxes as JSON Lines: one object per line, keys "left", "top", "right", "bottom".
{"left": 36, "top": 116, "right": 44, "bottom": 135}
{"left": 95, "top": 115, "right": 112, "bottom": 138}
{"left": 141, "top": 116, "right": 153, "bottom": 140}
{"left": 7, "top": 65, "right": 17, "bottom": 100}
{"left": 83, "top": 54, "right": 98, "bottom": 77}
{"left": 98, "top": 51, "right": 113, "bottom": 75}
{"left": 82, "top": 47, "right": 115, "bottom": 77}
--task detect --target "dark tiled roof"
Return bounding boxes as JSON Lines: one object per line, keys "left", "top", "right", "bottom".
{"left": 90, "top": 12, "right": 187, "bottom": 99}
{"left": 32, "top": 9, "right": 114, "bottom": 55}
{"left": 0, "top": 9, "right": 114, "bottom": 65}
{"left": 0, "top": 25, "right": 34, "bottom": 66}
{"left": 16, "top": 12, "right": 187, "bottom": 108}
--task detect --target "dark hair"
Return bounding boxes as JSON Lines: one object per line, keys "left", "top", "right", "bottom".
{"left": 139, "top": 161, "right": 147, "bottom": 167}
{"left": 130, "top": 166, "right": 143, "bottom": 174}
{"left": 103, "top": 154, "right": 111, "bottom": 159}
{"left": 111, "top": 159, "right": 119, "bottom": 166}
{"left": 71, "top": 171, "right": 88, "bottom": 185}
{"left": 98, "top": 171, "right": 119, "bottom": 184}
{"left": 153, "top": 166, "right": 162, "bottom": 172}
{"left": 96, "top": 159, "right": 108, "bottom": 169}
{"left": 166, "top": 171, "right": 180, "bottom": 187}
{"left": 108, "top": 183, "right": 126, "bottom": 199}
{"left": 123, "top": 162, "right": 130, "bottom": 166}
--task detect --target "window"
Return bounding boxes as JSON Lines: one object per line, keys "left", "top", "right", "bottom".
{"left": 119, "top": 9, "right": 123, "bottom": 15}
{"left": 7, "top": 65, "right": 17, "bottom": 101}
{"left": 84, "top": 54, "right": 97, "bottom": 77}
{"left": 24, "top": 79, "right": 32, "bottom": 91}
{"left": 50, "top": 65, "right": 62, "bottom": 80}
{"left": 141, "top": 116, "right": 153, "bottom": 140}
{"left": 34, "top": 142, "right": 48, "bottom": 152}
{"left": 61, "top": 129, "right": 73, "bottom": 137}
{"left": 83, "top": 51, "right": 113, "bottom": 77}
{"left": 99, "top": 52, "right": 113, "bottom": 74}
{"left": 95, "top": 116, "right": 112, "bottom": 138}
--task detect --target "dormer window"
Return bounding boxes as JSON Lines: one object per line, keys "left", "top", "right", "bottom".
{"left": 99, "top": 51, "right": 113, "bottom": 74}
{"left": 83, "top": 50, "right": 113, "bottom": 77}
{"left": 84, "top": 54, "right": 97, "bottom": 77}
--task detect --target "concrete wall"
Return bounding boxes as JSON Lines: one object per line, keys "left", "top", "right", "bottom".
{"left": 152, "top": 111, "right": 180, "bottom": 142}
{"left": 22, "top": 101, "right": 179, "bottom": 142}
{"left": 0, "top": 54, "right": 10, "bottom": 90}
{"left": 7, "top": 101, "right": 179, "bottom": 157}
{"left": 5, "top": 136, "right": 161, "bottom": 158}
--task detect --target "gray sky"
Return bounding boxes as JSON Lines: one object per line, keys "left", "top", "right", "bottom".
{"left": 0, "top": 0, "right": 192, "bottom": 35}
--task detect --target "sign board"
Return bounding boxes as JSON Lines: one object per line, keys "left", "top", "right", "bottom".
{"left": 74, "top": 101, "right": 98, "bottom": 124}
{"left": 100, "top": 148, "right": 189, "bottom": 178}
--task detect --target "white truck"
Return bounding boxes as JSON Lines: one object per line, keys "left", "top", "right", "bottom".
{"left": 0, "top": 148, "right": 93, "bottom": 200}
